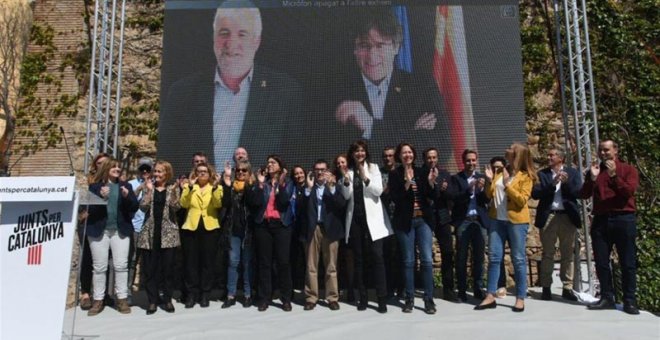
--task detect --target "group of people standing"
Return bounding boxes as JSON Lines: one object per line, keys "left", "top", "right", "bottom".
{"left": 77, "top": 138, "right": 641, "bottom": 317}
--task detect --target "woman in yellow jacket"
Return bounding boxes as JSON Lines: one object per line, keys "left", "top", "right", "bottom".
{"left": 475, "top": 143, "right": 537, "bottom": 313}
{"left": 179, "top": 162, "right": 223, "bottom": 308}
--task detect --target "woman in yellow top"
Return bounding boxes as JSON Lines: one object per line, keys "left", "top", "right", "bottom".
{"left": 179, "top": 162, "right": 223, "bottom": 308}
{"left": 476, "top": 143, "right": 537, "bottom": 313}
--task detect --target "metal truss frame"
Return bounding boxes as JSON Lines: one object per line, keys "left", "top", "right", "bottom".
{"left": 553, "top": 0, "right": 600, "bottom": 295}
{"left": 83, "top": 0, "right": 126, "bottom": 174}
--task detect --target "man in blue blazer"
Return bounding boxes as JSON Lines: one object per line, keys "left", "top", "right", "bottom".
{"left": 300, "top": 160, "right": 347, "bottom": 311}
{"left": 531, "top": 147, "right": 582, "bottom": 301}
{"left": 448, "top": 149, "right": 490, "bottom": 302}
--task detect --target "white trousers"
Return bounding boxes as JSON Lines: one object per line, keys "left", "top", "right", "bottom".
{"left": 88, "top": 229, "right": 130, "bottom": 300}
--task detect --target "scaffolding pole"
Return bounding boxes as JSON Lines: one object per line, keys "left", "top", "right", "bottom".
{"left": 83, "top": 0, "right": 126, "bottom": 175}
{"left": 554, "top": 0, "right": 600, "bottom": 295}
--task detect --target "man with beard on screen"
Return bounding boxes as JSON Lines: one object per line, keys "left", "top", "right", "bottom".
{"left": 159, "top": 1, "right": 302, "bottom": 174}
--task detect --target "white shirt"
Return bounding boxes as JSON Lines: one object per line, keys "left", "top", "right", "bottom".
{"left": 466, "top": 172, "right": 478, "bottom": 217}
{"left": 213, "top": 68, "right": 253, "bottom": 167}
{"left": 551, "top": 166, "right": 565, "bottom": 211}
{"left": 361, "top": 72, "right": 391, "bottom": 139}
{"left": 128, "top": 178, "right": 146, "bottom": 232}
{"left": 494, "top": 176, "right": 508, "bottom": 221}
{"left": 305, "top": 183, "right": 336, "bottom": 223}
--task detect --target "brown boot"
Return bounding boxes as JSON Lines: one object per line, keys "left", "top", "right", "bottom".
{"left": 87, "top": 300, "right": 104, "bottom": 316}
{"left": 116, "top": 298, "right": 131, "bottom": 314}
{"left": 79, "top": 295, "right": 92, "bottom": 310}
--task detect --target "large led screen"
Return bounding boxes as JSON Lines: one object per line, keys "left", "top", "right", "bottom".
{"left": 158, "top": 0, "right": 526, "bottom": 175}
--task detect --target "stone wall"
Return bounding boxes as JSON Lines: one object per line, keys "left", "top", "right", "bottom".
{"left": 10, "top": 0, "right": 87, "bottom": 177}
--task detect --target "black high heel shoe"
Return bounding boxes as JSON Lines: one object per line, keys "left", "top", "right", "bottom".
{"left": 146, "top": 304, "right": 157, "bottom": 315}
{"left": 512, "top": 302, "right": 525, "bottom": 312}
{"left": 474, "top": 300, "right": 497, "bottom": 310}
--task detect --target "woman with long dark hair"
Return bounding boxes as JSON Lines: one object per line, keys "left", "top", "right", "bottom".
{"left": 489, "top": 156, "right": 510, "bottom": 298}
{"left": 476, "top": 143, "right": 537, "bottom": 312}
{"left": 289, "top": 165, "right": 308, "bottom": 291}
{"left": 220, "top": 160, "right": 256, "bottom": 308}
{"left": 248, "top": 155, "right": 296, "bottom": 312}
{"left": 334, "top": 153, "right": 355, "bottom": 302}
{"left": 137, "top": 160, "right": 180, "bottom": 314}
{"left": 86, "top": 158, "right": 139, "bottom": 316}
{"left": 179, "top": 162, "right": 223, "bottom": 308}
{"left": 388, "top": 142, "right": 438, "bottom": 314}
{"left": 339, "top": 140, "right": 393, "bottom": 313}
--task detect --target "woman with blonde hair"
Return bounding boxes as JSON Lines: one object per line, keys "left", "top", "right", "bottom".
{"left": 87, "top": 152, "right": 111, "bottom": 185}
{"left": 77, "top": 152, "right": 111, "bottom": 311}
{"left": 86, "top": 158, "right": 139, "bottom": 316}
{"left": 476, "top": 143, "right": 537, "bottom": 313}
{"left": 220, "top": 160, "right": 257, "bottom": 308}
{"left": 179, "top": 162, "right": 223, "bottom": 308}
{"left": 137, "top": 160, "right": 181, "bottom": 314}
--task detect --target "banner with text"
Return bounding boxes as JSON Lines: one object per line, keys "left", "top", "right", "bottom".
{"left": 0, "top": 188, "right": 79, "bottom": 340}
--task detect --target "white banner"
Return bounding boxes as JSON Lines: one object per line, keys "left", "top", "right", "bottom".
{"left": 0, "top": 176, "right": 75, "bottom": 202}
{"left": 0, "top": 192, "right": 78, "bottom": 340}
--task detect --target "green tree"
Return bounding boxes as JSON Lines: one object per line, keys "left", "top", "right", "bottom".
{"left": 586, "top": 0, "right": 659, "bottom": 312}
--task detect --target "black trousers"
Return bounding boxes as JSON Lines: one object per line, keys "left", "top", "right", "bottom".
{"left": 384, "top": 233, "right": 403, "bottom": 296}
{"left": 181, "top": 227, "right": 220, "bottom": 298}
{"left": 214, "top": 229, "right": 229, "bottom": 297}
{"left": 142, "top": 247, "right": 176, "bottom": 304}
{"left": 591, "top": 213, "right": 637, "bottom": 302}
{"left": 255, "top": 221, "right": 292, "bottom": 303}
{"left": 349, "top": 214, "right": 387, "bottom": 299}
{"left": 436, "top": 222, "right": 455, "bottom": 291}
{"left": 290, "top": 228, "right": 307, "bottom": 290}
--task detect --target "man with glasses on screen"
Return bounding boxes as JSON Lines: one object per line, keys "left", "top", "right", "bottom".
{"left": 333, "top": 10, "right": 446, "bottom": 160}
{"left": 159, "top": 1, "right": 301, "bottom": 175}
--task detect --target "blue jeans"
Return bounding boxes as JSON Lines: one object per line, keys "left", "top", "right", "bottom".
{"left": 486, "top": 220, "right": 528, "bottom": 299}
{"left": 396, "top": 218, "right": 434, "bottom": 300}
{"left": 456, "top": 219, "right": 487, "bottom": 293}
{"left": 227, "top": 235, "right": 253, "bottom": 297}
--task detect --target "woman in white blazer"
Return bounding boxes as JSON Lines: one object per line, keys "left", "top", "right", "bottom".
{"left": 339, "top": 140, "right": 393, "bottom": 313}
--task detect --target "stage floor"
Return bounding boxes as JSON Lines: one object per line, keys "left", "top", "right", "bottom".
{"left": 63, "top": 287, "right": 659, "bottom": 340}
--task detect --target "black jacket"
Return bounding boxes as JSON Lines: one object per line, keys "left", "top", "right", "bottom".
{"left": 388, "top": 166, "right": 438, "bottom": 232}
{"left": 158, "top": 65, "right": 303, "bottom": 175}
{"left": 87, "top": 181, "right": 139, "bottom": 238}
{"left": 448, "top": 171, "right": 490, "bottom": 229}
{"left": 532, "top": 166, "right": 582, "bottom": 229}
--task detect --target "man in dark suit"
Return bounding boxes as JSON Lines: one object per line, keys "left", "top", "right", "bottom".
{"left": 330, "top": 10, "right": 448, "bottom": 162}
{"left": 158, "top": 5, "right": 302, "bottom": 175}
{"left": 532, "top": 147, "right": 582, "bottom": 301}
{"left": 423, "top": 147, "right": 457, "bottom": 301}
{"left": 532, "top": 148, "right": 582, "bottom": 301}
{"left": 300, "top": 160, "right": 346, "bottom": 311}
{"left": 448, "top": 149, "right": 490, "bottom": 302}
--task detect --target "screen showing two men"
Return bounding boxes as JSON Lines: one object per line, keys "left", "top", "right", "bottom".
{"left": 159, "top": 0, "right": 526, "bottom": 175}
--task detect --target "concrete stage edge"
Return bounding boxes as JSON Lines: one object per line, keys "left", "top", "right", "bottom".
{"left": 62, "top": 287, "right": 659, "bottom": 340}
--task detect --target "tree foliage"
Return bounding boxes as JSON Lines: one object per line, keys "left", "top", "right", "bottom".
{"left": 523, "top": 0, "right": 659, "bottom": 312}
{"left": 586, "top": 0, "right": 659, "bottom": 312}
